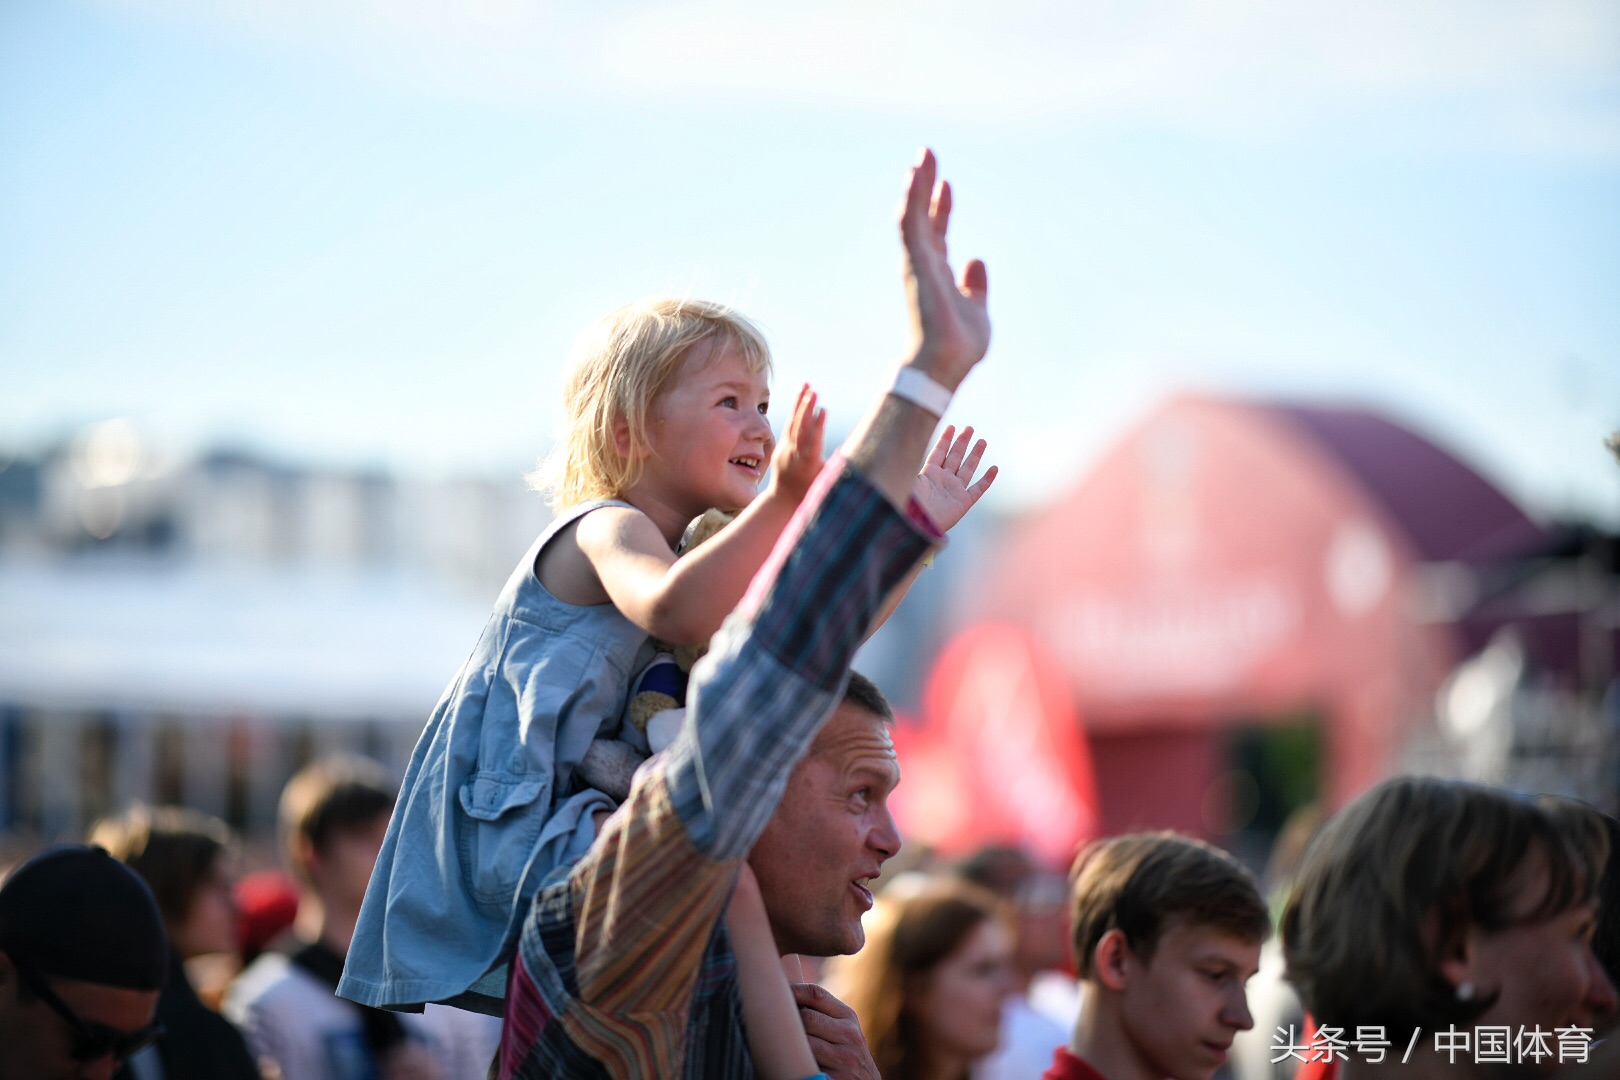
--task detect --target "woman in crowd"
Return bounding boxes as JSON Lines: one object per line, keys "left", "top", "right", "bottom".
{"left": 826, "top": 876, "right": 1017, "bottom": 1080}
{"left": 1282, "top": 776, "right": 1615, "bottom": 1079}
{"left": 91, "top": 803, "right": 261, "bottom": 1080}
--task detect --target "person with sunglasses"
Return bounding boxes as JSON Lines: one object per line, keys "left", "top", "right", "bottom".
{"left": 0, "top": 844, "right": 169, "bottom": 1080}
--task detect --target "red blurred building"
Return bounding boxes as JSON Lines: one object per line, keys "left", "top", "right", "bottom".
{"left": 912, "top": 394, "right": 1591, "bottom": 861}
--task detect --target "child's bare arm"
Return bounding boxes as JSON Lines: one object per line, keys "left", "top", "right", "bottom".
{"left": 578, "top": 386, "right": 826, "bottom": 644}
{"left": 727, "top": 865, "right": 820, "bottom": 1080}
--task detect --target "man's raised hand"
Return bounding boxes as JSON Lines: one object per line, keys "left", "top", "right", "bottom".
{"left": 900, "top": 148, "right": 990, "bottom": 391}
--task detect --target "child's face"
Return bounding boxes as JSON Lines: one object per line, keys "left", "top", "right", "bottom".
{"left": 1118, "top": 920, "right": 1260, "bottom": 1080}
{"left": 643, "top": 339, "right": 774, "bottom": 515}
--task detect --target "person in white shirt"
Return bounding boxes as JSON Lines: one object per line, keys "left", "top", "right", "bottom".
{"left": 225, "top": 757, "right": 500, "bottom": 1080}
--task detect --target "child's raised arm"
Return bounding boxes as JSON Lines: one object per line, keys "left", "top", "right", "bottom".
{"left": 574, "top": 386, "right": 826, "bottom": 645}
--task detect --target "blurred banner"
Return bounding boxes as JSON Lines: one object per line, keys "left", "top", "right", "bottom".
{"left": 891, "top": 622, "right": 1099, "bottom": 869}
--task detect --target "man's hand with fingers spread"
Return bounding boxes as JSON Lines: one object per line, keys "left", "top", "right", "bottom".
{"left": 900, "top": 148, "right": 991, "bottom": 391}
{"left": 792, "top": 982, "right": 880, "bottom": 1080}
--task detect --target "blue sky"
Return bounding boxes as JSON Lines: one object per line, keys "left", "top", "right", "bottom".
{"left": 3, "top": 0, "right": 1618, "bottom": 522}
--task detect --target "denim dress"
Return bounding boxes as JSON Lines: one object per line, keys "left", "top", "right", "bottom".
{"left": 339, "top": 499, "right": 654, "bottom": 1015}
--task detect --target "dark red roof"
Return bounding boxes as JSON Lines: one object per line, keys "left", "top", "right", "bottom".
{"left": 1264, "top": 403, "right": 1549, "bottom": 563}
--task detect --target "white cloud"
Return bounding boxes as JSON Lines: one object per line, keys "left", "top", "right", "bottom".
{"left": 101, "top": 0, "right": 1620, "bottom": 155}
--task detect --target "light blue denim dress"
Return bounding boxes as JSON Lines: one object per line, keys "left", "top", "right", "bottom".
{"left": 339, "top": 499, "right": 654, "bottom": 1015}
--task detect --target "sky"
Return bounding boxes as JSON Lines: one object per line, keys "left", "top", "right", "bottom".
{"left": 3, "top": 0, "right": 1618, "bottom": 524}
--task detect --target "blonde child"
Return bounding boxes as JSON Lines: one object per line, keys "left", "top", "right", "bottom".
{"left": 340, "top": 299, "right": 995, "bottom": 1078}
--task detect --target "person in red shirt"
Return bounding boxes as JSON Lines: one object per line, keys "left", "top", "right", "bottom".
{"left": 1042, "top": 832, "right": 1269, "bottom": 1080}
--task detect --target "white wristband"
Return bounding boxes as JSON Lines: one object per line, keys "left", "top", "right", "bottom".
{"left": 889, "top": 366, "right": 953, "bottom": 418}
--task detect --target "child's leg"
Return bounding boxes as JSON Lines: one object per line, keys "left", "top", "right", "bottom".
{"left": 727, "top": 864, "right": 820, "bottom": 1080}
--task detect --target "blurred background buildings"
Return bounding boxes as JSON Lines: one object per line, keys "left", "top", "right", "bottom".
{"left": 0, "top": 425, "right": 547, "bottom": 847}
{"left": 3, "top": 403, "right": 1614, "bottom": 874}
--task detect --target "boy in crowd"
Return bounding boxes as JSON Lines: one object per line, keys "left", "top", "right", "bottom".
{"left": 226, "top": 756, "right": 499, "bottom": 1080}
{"left": 1045, "top": 832, "right": 1269, "bottom": 1080}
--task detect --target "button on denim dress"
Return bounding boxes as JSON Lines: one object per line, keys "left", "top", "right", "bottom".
{"left": 340, "top": 499, "right": 653, "bottom": 1014}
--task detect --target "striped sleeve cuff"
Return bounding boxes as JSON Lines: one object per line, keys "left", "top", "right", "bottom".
{"left": 740, "top": 458, "right": 935, "bottom": 690}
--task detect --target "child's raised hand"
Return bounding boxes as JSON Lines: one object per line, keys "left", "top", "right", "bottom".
{"left": 900, "top": 149, "right": 990, "bottom": 391}
{"left": 766, "top": 384, "right": 826, "bottom": 504}
{"left": 912, "top": 424, "right": 997, "bottom": 532}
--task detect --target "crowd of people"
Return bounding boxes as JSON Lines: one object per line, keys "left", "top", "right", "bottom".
{"left": 3, "top": 151, "right": 1617, "bottom": 1080}
{"left": 6, "top": 772, "right": 1614, "bottom": 1079}
{"left": 0, "top": 752, "right": 502, "bottom": 1080}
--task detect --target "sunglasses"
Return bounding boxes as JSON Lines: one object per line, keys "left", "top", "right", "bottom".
{"left": 12, "top": 959, "right": 164, "bottom": 1063}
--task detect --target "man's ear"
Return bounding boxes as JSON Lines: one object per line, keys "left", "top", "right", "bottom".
{"left": 1094, "top": 928, "right": 1132, "bottom": 992}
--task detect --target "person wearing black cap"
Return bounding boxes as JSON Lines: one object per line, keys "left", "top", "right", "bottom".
{"left": 0, "top": 844, "right": 170, "bottom": 1080}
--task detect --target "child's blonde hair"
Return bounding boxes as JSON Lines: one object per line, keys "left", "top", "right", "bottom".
{"left": 533, "top": 298, "right": 773, "bottom": 510}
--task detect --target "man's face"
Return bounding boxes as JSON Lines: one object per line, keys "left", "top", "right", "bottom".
{"left": 1117, "top": 921, "right": 1260, "bottom": 1080}
{"left": 0, "top": 956, "right": 158, "bottom": 1080}
{"left": 748, "top": 702, "right": 901, "bottom": 957}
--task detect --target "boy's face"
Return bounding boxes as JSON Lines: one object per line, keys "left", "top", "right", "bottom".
{"left": 1118, "top": 919, "right": 1260, "bottom": 1080}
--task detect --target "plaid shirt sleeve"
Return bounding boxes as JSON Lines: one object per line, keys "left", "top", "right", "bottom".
{"left": 498, "top": 458, "right": 937, "bottom": 1079}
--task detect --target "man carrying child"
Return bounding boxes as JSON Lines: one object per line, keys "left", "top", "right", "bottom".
{"left": 493, "top": 148, "right": 991, "bottom": 1079}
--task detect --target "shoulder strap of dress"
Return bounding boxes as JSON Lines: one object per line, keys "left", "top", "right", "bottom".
{"left": 544, "top": 497, "right": 640, "bottom": 534}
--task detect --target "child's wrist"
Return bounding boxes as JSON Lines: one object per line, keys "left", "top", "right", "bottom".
{"left": 759, "top": 480, "right": 807, "bottom": 510}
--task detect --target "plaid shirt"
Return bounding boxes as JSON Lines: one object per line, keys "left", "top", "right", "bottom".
{"left": 495, "top": 459, "right": 935, "bottom": 1079}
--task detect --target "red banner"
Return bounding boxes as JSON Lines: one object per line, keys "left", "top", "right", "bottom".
{"left": 892, "top": 622, "right": 1100, "bottom": 869}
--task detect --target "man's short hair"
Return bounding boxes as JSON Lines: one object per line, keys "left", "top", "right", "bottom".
{"left": 278, "top": 755, "right": 394, "bottom": 882}
{"left": 89, "top": 804, "right": 233, "bottom": 926}
{"left": 1282, "top": 777, "right": 1607, "bottom": 1043}
{"left": 1069, "top": 831, "right": 1269, "bottom": 978}
{"left": 841, "top": 670, "right": 892, "bottom": 724}
{"left": 0, "top": 845, "right": 168, "bottom": 990}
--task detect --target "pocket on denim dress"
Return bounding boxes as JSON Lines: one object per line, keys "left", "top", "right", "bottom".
{"left": 457, "top": 771, "right": 550, "bottom": 908}
{"left": 454, "top": 621, "right": 607, "bottom": 911}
